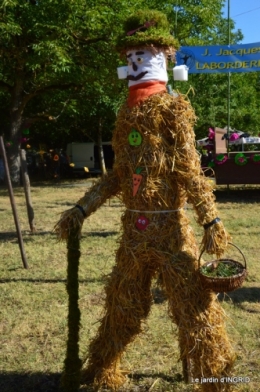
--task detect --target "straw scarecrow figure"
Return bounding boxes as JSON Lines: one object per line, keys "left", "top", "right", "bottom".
{"left": 55, "top": 10, "right": 235, "bottom": 392}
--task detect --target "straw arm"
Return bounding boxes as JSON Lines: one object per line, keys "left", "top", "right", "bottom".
{"left": 172, "top": 123, "right": 230, "bottom": 258}
{"left": 186, "top": 174, "right": 219, "bottom": 225}
{"left": 76, "top": 171, "right": 121, "bottom": 214}
{"left": 186, "top": 175, "right": 230, "bottom": 257}
{"left": 163, "top": 94, "right": 228, "bottom": 242}
{"left": 170, "top": 101, "right": 219, "bottom": 228}
{"left": 54, "top": 171, "right": 121, "bottom": 241}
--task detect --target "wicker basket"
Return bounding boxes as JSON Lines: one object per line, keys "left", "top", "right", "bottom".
{"left": 198, "top": 243, "right": 247, "bottom": 293}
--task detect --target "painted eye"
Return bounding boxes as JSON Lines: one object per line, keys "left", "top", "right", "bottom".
{"left": 142, "top": 220, "right": 146, "bottom": 224}
{"left": 137, "top": 57, "right": 144, "bottom": 64}
{"left": 138, "top": 219, "right": 142, "bottom": 223}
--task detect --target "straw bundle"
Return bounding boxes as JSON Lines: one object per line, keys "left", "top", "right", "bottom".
{"left": 54, "top": 172, "right": 121, "bottom": 240}
{"left": 55, "top": 91, "right": 234, "bottom": 391}
{"left": 82, "top": 210, "right": 235, "bottom": 391}
{"left": 161, "top": 248, "right": 235, "bottom": 392}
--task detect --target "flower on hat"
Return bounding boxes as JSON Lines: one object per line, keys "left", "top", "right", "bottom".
{"left": 116, "top": 10, "right": 179, "bottom": 55}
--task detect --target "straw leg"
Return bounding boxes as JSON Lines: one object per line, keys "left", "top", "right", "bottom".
{"left": 161, "top": 250, "right": 235, "bottom": 392}
{"left": 82, "top": 244, "right": 155, "bottom": 390}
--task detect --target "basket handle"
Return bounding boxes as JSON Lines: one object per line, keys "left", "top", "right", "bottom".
{"left": 202, "top": 166, "right": 215, "bottom": 178}
{"left": 198, "top": 242, "right": 247, "bottom": 269}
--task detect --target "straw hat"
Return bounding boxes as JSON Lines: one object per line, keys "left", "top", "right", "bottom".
{"left": 116, "top": 9, "right": 179, "bottom": 54}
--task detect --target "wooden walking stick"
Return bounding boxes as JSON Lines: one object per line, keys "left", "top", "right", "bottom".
{"left": 60, "top": 227, "right": 82, "bottom": 392}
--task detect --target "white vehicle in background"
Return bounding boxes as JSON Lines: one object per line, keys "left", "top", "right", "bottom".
{"left": 66, "top": 142, "right": 114, "bottom": 176}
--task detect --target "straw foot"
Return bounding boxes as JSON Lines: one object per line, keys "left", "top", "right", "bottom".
{"left": 81, "top": 366, "right": 127, "bottom": 391}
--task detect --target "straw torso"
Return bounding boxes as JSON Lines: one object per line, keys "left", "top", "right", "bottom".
{"left": 112, "top": 91, "right": 198, "bottom": 212}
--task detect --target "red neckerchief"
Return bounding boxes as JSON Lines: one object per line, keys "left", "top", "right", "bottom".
{"left": 127, "top": 81, "right": 167, "bottom": 108}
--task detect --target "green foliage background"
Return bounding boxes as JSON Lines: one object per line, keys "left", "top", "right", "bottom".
{"left": 0, "top": 0, "right": 260, "bottom": 151}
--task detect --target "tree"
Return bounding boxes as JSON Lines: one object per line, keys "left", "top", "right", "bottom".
{"left": 0, "top": 0, "right": 133, "bottom": 184}
{"left": 1, "top": 0, "right": 259, "bottom": 178}
{"left": 161, "top": 0, "right": 260, "bottom": 139}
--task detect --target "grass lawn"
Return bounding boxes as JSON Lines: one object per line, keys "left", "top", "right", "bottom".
{"left": 0, "top": 179, "right": 259, "bottom": 392}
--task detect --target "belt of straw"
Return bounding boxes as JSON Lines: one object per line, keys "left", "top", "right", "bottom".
{"left": 127, "top": 208, "right": 182, "bottom": 214}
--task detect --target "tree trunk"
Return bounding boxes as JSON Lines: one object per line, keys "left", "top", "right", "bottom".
{"left": 8, "top": 66, "right": 25, "bottom": 186}
{"left": 97, "top": 118, "right": 107, "bottom": 177}
{"left": 20, "top": 149, "right": 36, "bottom": 233}
{"left": 7, "top": 143, "right": 21, "bottom": 186}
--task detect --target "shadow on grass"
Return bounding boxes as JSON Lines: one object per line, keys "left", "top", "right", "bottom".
{"left": 0, "top": 277, "right": 104, "bottom": 284}
{"left": 218, "top": 286, "right": 260, "bottom": 307}
{"left": 0, "top": 232, "right": 20, "bottom": 240}
{"left": 215, "top": 187, "right": 260, "bottom": 203}
{"left": 152, "top": 286, "right": 260, "bottom": 307}
{"left": 83, "top": 231, "right": 118, "bottom": 238}
{"left": 0, "top": 230, "right": 118, "bottom": 242}
{"left": 129, "top": 371, "right": 183, "bottom": 383}
{"left": 0, "top": 371, "right": 61, "bottom": 392}
{"left": 79, "top": 372, "right": 186, "bottom": 392}
{"left": 0, "top": 370, "right": 185, "bottom": 392}
{"left": 0, "top": 231, "right": 52, "bottom": 240}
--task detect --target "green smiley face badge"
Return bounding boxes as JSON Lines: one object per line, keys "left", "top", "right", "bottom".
{"left": 128, "top": 129, "right": 142, "bottom": 146}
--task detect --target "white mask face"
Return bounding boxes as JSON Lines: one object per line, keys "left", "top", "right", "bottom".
{"left": 126, "top": 49, "right": 168, "bottom": 87}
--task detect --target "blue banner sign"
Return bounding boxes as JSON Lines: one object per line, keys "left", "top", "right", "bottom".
{"left": 176, "top": 42, "right": 260, "bottom": 74}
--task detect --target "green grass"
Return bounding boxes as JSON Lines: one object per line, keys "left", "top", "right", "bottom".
{"left": 0, "top": 180, "right": 259, "bottom": 391}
